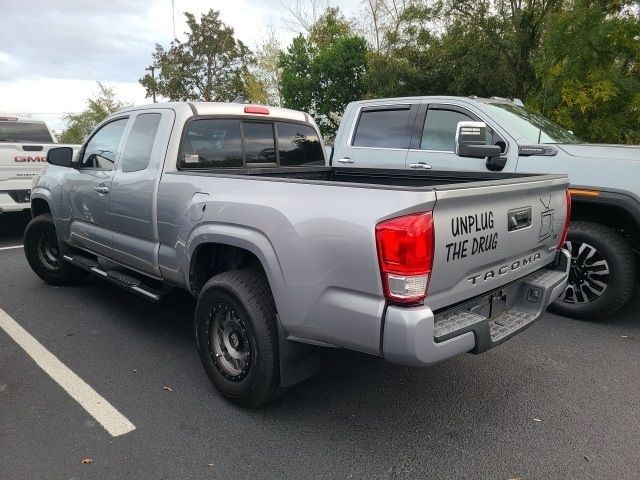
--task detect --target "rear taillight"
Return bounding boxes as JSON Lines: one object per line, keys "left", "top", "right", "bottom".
{"left": 558, "top": 190, "right": 572, "bottom": 249}
{"left": 375, "top": 212, "right": 434, "bottom": 304}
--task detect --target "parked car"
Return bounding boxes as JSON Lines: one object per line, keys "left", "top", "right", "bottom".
{"left": 0, "top": 116, "right": 80, "bottom": 214}
{"left": 331, "top": 96, "right": 640, "bottom": 321}
{"left": 25, "top": 102, "right": 570, "bottom": 406}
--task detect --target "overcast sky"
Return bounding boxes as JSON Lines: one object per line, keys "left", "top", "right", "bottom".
{"left": 0, "top": 0, "right": 360, "bottom": 131}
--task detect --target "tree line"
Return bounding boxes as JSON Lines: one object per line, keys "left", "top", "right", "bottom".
{"left": 62, "top": 1, "right": 639, "bottom": 144}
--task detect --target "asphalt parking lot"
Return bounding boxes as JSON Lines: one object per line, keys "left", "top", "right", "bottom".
{"left": 1, "top": 211, "right": 639, "bottom": 480}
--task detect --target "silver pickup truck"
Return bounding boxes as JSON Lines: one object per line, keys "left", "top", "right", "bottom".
{"left": 25, "top": 102, "right": 570, "bottom": 406}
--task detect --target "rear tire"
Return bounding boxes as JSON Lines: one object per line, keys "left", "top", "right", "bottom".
{"left": 550, "top": 221, "right": 636, "bottom": 321}
{"left": 23, "top": 213, "right": 88, "bottom": 285}
{"left": 194, "top": 270, "right": 283, "bottom": 407}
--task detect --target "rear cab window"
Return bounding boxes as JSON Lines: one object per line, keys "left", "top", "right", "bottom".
{"left": 179, "top": 117, "right": 324, "bottom": 169}
{"left": 276, "top": 122, "right": 323, "bottom": 166}
{"left": 244, "top": 122, "right": 276, "bottom": 164}
{"left": 0, "top": 121, "right": 53, "bottom": 143}
{"left": 180, "top": 118, "right": 243, "bottom": 169}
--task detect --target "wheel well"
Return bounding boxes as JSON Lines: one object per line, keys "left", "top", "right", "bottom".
{"left": 31, "top": 198, "right": 51, "bottom": 218}
{"left": 190, "top": 243, "right": 268, "bottom": 296}
{"left": 571, "top": 200, "right": 640, "bottom": 250}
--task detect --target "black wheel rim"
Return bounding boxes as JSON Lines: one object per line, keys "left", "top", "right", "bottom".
{"left": 36, "top": 230, "right": 61, "bottom": 272}
{"left": 560, "top": 240, "right": 610, "bottom": 305}
{"left": 208, "top": 303, "right": 252, "bottom": 381}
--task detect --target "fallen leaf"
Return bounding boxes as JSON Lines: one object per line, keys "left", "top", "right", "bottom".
{"left": 533, "top": 418, "right": 542, "bottom": 422}
{"left": 163, "top": 386, "right": 173, "bottom": 392}
{"left": 81, "top": 458, "right": 93, "bottom": 465}
{"left": 584, "top": 454, "right": 592, "bottom": 462}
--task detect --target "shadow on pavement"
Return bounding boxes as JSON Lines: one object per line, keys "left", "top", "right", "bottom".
{"left": 0, "top": 211, "right": 30, "bottom": 247}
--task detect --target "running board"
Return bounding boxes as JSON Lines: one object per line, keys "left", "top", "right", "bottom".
{"left": 63, "top": 254, "right": 167, "bottom": 302}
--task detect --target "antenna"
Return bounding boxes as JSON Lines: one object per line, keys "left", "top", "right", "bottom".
{"left": 171, "top": 0, "right": 176, "bottom": 39}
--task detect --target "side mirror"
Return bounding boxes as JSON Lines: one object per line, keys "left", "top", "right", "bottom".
{"left": 455, "top": 121, "right": 502, "bottom": 159}
{"left": 47, "top": 147, "right": 74, "bottom": 167}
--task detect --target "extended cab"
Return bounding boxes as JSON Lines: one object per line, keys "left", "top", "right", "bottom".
{"left": 25, "top": 102, "right": 570, "bottom": 406}
{"left": 0, "top": 116, "right": 80, "bottom": 214}
{"left": 332, "top": 96, "right": 640, "bottom": 321}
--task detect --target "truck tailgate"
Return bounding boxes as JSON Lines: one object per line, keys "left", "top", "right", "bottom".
{"left": 427, "top": 175, "right": 569, "bottom": 311}
{"left": 0, "top": 144, "right": 49, "bottom": 184}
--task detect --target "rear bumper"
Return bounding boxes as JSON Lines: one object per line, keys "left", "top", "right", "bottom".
{"left": 382, "top": 249, "right": 570, "bottom": 367}
{"left": 0, "top": 190, "right": 31, "bottom": 214}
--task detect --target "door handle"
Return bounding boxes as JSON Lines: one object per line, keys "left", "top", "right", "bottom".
{"left": 94, "top": 185, "right": 110, "bottom": 195}
{"left": 409, "top": 163, "right": 432, "bottom": 169}
{"left": 336, "top": 157, "right": 354, "bottom": 164}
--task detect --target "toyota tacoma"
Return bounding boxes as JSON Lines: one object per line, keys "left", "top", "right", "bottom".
{"left": 24, "top": 102, "right": 570, "bottom": 406}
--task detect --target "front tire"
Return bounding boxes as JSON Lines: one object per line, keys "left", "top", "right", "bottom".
{"left": 195, "top": 270, "right": 282, "bottom": 407}
{"left": 551, "top": 221, "right": 637, "bottom": 321}
{"left": 23, "top": 213, "right": 88, "bottom": 285}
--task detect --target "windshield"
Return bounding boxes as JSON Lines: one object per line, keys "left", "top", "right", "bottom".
{"left": 0, "top": 122, "right": 54, "bottom": 143}
{"left": 484, "top": 102, "right": 581, "bottom": 144}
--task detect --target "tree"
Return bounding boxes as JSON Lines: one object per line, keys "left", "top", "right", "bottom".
{"left": 280, "top": 8, "right": 368, "bottom": 138}
{"left": 254, "top": 26, "right": 284, "bottom": 106}
{"left": 531, "top": 0, "right": 640, "bottom": 143}
{"left": 282, "top": 0, "right": 330, "bottom": 33}
{"left": 59, "top": 83, "right": 130, "bottom": 144}
{"left": 363, "top": 1, "right": 513, "bottom": 98}
{"left": 361, "top": 0, "right": 564, "bottom": 101}
{"left": 140, "top": 9, "right": 259, "bottom": 102}
{"left": 493, "top": 0, "right": 563, "bottom": 100}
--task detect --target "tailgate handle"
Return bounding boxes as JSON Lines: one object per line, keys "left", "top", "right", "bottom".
{"left": 508, "top": 207, "right": 532, "bottom": 231}
{"left": 23, "top": 145, "right": 44, "bottom": 151}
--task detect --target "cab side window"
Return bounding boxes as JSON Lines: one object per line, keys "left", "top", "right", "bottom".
{"left": 352, "top": 106, "right": 412, "bottom": 149}
{"left": 80, "top": 118, "right": 128, "bottom": 170}
{"left": 420, "top": 107, "right": 507, "bottom": 154}
{"left": 420, "top": 109, "right": 473, "bottom": 152}
{"left": 120, "top": 114, "right": 161, "bottom": 172}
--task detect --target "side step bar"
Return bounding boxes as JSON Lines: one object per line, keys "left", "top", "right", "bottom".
{"left": 63, "top": 254, "right": 167, "bottom": 302}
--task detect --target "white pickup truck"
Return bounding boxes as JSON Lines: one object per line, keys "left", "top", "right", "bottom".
{"left": 0, "top": 116, "right": 80, "bottom": 214}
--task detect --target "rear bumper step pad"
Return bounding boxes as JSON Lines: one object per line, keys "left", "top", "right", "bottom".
{"left": 433, "top": 264, "right": 568, "bottom": 353}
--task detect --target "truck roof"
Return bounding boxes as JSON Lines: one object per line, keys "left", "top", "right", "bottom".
{"left": 345, "top": 95, "right": 518, "bottom": 107}
{"left": 118, "top": 102, "right": 311, "bottom": 124}
{"left": 0, "top": 116, "right": 47, "bottom": 124}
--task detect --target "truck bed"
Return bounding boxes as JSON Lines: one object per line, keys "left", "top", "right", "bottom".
{"left": 175, "top": 165, "right": 561, "bottom": 189}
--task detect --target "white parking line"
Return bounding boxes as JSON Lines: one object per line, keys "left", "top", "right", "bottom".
{"left": 0, "top": 245, "right": 23, "bottom": 251}
{"left": 0, "top": 307, "right": 136, "bottom": 437}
